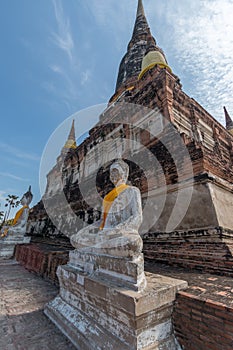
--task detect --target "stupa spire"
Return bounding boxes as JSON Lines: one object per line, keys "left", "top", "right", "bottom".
{"left": 111, "top": 0, "right": 171, "bottom": 101}
{"left": 114, "top": 0, "right": 155, "bottom": 94}
{"left": 63, "top": 120, "right": 77, "bottom": 149}
{"left": 224, "top": 106, "right": 233, "bottom": 135}
{"left": 131, "top": 0, "right": 153, "bottom": 44}
{"left": 137, "top": 0, "right": 145, "bottom": 17}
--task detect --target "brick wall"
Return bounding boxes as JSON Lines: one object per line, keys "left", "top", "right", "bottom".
{"left": 143, "top": 228, "right": 233, "bottom": 276}
{"left": 143, "top": 229, "right": 233, "bottom": 277}
{"left": 173, "top": 291, "right": 233, "bottom": 350}
{"left": 15, "top": 244, "right": 70, "bottom": 284}
{"left": 27, "top": 68, "right": 233, "bottom": 239}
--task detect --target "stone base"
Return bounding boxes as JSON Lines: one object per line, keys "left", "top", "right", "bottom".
{"left": 0, "top": 234, "right": 31, "bottom": 259}
{"left": 45, "top": 252, "right": 187, "bottom": 350}
{"left": 68, "top": 248, "right": 147, "bottom": 292}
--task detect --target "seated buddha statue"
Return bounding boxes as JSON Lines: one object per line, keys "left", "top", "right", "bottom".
{"left": 70, "top": 160, "right": 143, "bottom": 257}
{"left": 0, "top": 186, "right": 33, "bottom": 239}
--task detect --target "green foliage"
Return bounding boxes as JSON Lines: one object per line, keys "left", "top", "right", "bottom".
{"left": 0, "top": 194, "right": 20, "bottom": 229}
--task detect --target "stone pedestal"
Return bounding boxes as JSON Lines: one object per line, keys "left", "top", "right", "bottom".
{"left": 0, "top": 231, "right": 31, "bottom": 259}
{"left": 45, "top": 248, "right": 187, "bottom": 349}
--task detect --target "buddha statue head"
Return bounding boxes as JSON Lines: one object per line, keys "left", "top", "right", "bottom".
{"left": 20, "top": 186, "right": 33, "bottom": 206}
{"left": 110, "top": 160, "right": 129, "bottom": 186}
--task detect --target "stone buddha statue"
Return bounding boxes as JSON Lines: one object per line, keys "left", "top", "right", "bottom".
{"left": 70, "top": 160, "right": 143, "bottom": 256}
{"left": 1, "top": 186, "right": 33, "bottom": 238}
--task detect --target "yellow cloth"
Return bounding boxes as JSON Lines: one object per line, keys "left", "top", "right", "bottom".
{"left": 99, "top": 184, "right": 129, "bottom": 230}
{"left": 1, "top": 205, "right": 28, "bottom": 238}
{"left": 12, "top": 205, "right": 28, "bottom": 225}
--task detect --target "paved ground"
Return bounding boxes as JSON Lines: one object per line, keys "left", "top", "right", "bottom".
{"left": 0, "top": 259, "right": 75, "bottom": 350}
{"left": 1, "top": 258, "right": 233, "bottom": 350}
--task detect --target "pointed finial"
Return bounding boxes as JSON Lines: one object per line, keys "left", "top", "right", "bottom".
{"left": 131, "top": 0, "right": 151, "bottom": 42}
{"left": 68, "top": 119, "right": 76, "bottom": 141}
{"left": 64, "top": 119, "right": 77, "bottom": 149}
{"left": 224, "top": 106, "right": 233, "bottom": 132}
{"left": 137, "top": 0, "right": 145, "bottom": 17}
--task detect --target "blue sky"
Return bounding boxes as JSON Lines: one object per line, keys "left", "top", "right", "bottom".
{"left": 0, "top": 0, "right": 233, "bottom": 216}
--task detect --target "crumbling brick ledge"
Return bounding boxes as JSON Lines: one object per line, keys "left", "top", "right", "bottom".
{"left": 174, "top": 292, "right": 233, "bottom": 350}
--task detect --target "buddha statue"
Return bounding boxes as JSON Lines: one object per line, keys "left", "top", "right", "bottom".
{"left": 70, "top": 160, "right": 143, "bottom": 257}
{"left": 1, "top": 186, "right": 33, "bottom": 239}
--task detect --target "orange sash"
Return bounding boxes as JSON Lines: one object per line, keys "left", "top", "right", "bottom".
{"left": 99, "top": 184, "right": 129, "bottom": 230}
{"left": 1, "top": 205, "right": 28, "bottom": 238}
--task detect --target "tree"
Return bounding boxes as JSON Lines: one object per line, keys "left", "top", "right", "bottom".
{"left": 0, "top": 195, "right": 20, "bottom": 230}
{"left": 5, "top": 195, "right": 20, "bottom": 222}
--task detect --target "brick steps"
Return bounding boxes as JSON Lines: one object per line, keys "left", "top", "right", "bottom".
{"left": 143, "top": 229, "right": 233, "bottom": 277}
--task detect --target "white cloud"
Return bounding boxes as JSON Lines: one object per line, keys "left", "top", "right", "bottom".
{"left": 84, "top": 0, "right": 135, "bottom": 51}
{"left": 49, "top": 64, "right": 75, "bottom": 90}
{"left": 150, "top": 0, "right": 233, "bottom": 125}
{"left": 81, "top": 69, "right": 92, "bottom": 86}
{"left": 46, "top": 1, "right": 135, "bottom": 110}
{"left": 0, "top": 172, "right": 29, "bottom": 182}
{"left": 42, "top": 81, "right": 56, "bottom": 94}
{"left": 44, "top": 0, "right": 233, "bottom": 123}
{"left": 0, "top": 191, "right": 6, "bottom": 216}
{"left": 42, "top": 66, "right": 75, "bottom": 111}
{"left": 86, "top": 0, "right": 233, "bottom": 125}
{"left": 0, "top": 142, "right": 40, "bottom": 162}
{"left": 0, "top": 155, "right": 31, "bottom": 168}
{"left": 48, "top": 2, "right": 87, "bottom": 110}
{"left": 0, "top": 190, "right": 6, "bottom": 202}
{"left": 50, "top": 64, "right": 63, "bottom": 74}
{"left": 52, "top": 0, "right": 74, "bottom": 62}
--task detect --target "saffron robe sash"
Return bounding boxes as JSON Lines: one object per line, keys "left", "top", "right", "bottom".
{"left": 1, "top": 205, "right": 28, "bottom": 238}
{"left": 99, "top": 184, "right": 129, "bottom": 230}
